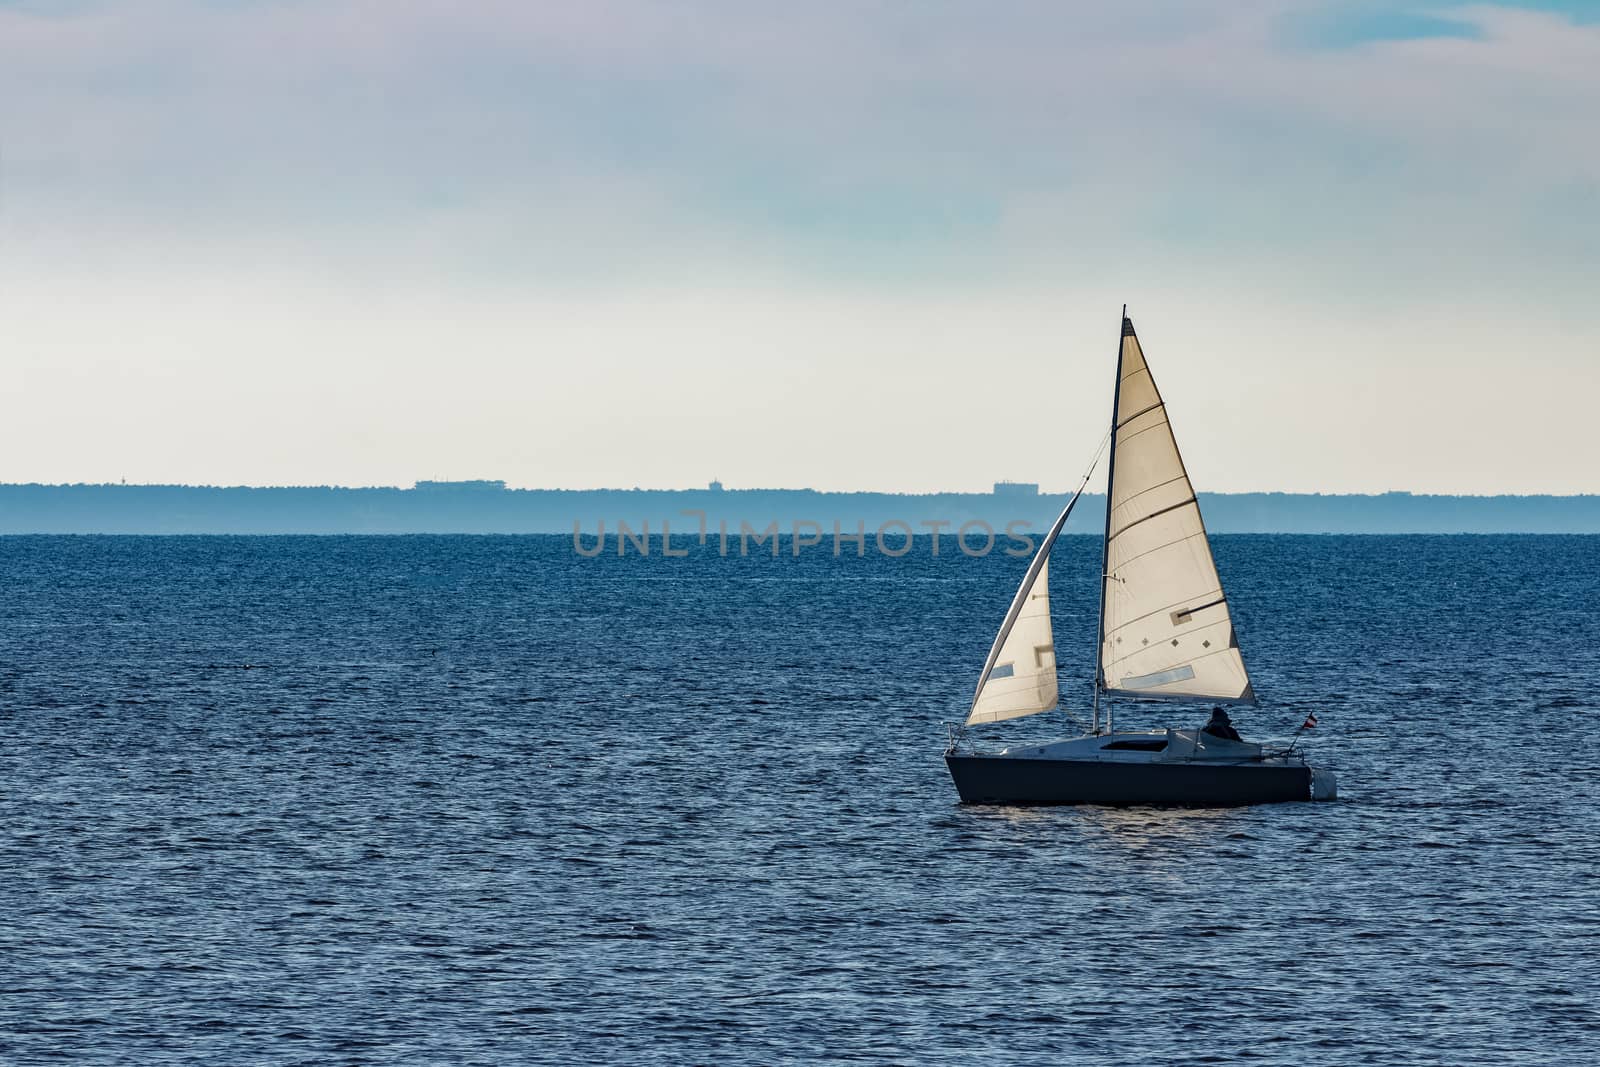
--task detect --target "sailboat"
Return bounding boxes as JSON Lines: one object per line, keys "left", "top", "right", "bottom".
{"left": 944, "top": 310, "right": 1337, "bottom": 806}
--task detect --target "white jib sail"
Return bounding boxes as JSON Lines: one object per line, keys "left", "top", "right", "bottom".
{"left": 967, "top": 446, "right": 1104, "bottom": 726}
{"left": 968, "top": 558, "right": 1059, "bottom": 725}
{"left": 1099, "top": 318, "right": 1255, "bottom": 705}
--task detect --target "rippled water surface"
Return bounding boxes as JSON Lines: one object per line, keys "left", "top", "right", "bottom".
{"left": 2, "top": 535, "right": 1598, "bottom": 1065}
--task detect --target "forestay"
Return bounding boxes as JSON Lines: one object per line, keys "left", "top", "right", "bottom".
{"left": 1098, "top": 318, "right": 1256, "bottom": 705}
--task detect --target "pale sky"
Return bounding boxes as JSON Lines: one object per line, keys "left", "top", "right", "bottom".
{"left": 2, "top": 0, "right": 1597, "bottom": 494}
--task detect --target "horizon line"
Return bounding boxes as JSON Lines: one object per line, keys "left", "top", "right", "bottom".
{"left": 4, "top": 480, "right": 1599, "bottom": 500}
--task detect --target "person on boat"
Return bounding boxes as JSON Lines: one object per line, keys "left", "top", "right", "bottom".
{"left": 1202, "top": 706, "right": 1244, "bottom": 742}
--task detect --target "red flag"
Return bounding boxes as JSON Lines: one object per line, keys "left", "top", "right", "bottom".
{"left": 1301, "top": 712, "right": 1318, "bottom": 730}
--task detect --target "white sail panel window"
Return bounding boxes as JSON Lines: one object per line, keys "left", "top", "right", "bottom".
{"left": 969, "top": 560, "right": 1059, "bottom": 724}
{"left": 1099, "top": 322, "right": 1255, "bottom": 705}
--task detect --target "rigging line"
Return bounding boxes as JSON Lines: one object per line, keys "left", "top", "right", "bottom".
{"left": 1057, "top": 704, "right": 1093, "bottom": 734}
{"left": 1078, "top": 428, "right": 1113, "bottom": 484}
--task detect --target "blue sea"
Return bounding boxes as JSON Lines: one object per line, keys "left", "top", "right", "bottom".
{"left": 2, "top": 534, "right": 1597, "bottom": 1065}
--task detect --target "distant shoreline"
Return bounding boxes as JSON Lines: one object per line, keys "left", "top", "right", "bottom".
{"left": 3, "top": 482, "right": 1598, "bottom": 535}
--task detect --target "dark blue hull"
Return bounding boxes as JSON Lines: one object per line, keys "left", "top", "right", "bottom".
{"left": 945, "top": 754, "right": 1312, "bottom": 807}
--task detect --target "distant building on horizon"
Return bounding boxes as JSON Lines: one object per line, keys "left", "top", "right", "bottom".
{"left": 413, "top": 480, "right": 507, "bottom": 492}
{"left": 993, "top": 481, "right": 1039, "bottom": 497}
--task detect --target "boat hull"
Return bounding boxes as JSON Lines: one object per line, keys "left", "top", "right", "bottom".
{"left": 945, "top": 753, "right": 1313, "bottom": 807}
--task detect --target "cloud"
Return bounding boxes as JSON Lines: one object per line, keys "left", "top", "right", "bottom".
{"left": 0, "top": 1, "right": 1596, "bottom": 492}
{"left": 2, "top": 0, "right": 1595, "bottom": 291}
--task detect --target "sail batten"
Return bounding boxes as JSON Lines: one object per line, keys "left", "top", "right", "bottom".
{"left": 1112, "top": 592, "right": 1227, "bottom": 632}
{"left": 1096, "top": 316, "right": 1256, "bottom": 706}
{"left": 1110, "top": 496, "right": 1198, "bottom": 539}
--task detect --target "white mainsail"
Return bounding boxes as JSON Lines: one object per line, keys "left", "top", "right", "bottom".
{"left": 1097, "top": 317, "right": 1255, "bottom": 705}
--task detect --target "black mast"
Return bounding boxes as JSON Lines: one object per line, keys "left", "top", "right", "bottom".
{"left": 1092, "top": 305, "right": 1129, "bottom": 734}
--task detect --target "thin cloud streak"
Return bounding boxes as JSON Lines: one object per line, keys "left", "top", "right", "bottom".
{"left": 4, "top": 1, "right": 1596, "bottom": 259}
